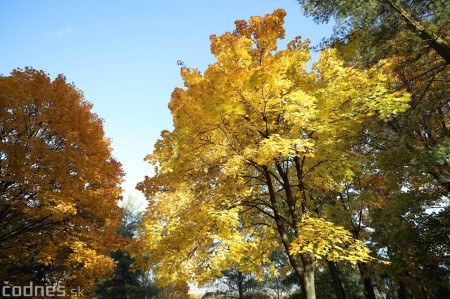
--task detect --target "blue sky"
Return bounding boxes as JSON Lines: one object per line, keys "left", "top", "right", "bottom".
{"left": 0, "top": 0, "right": 333, "bottom": 205}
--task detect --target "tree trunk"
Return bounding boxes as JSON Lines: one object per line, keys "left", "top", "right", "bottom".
{"left": 300, "top": 253, "right": 316, "bottom": 299}
{"left": 397, "top": 280, "right": 408, "bottom": 299}
{"left": 357, "top": 262, "right": 376, "bottom": 299}
{"left": 327, "top": 260, "right": 347, "bottom": 299}
{"left": 263, "top": 166, "right": 316, "bottom": 298}
{"left": 237, "top": 271, "right": 244, "bottom": 299}
{"left": 384, "top": 0, "right": 450, "bottom": 64}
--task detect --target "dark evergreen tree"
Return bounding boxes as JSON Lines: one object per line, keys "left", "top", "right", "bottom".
{"left": 94, "top": 197, "right": 160, "bottom": 299}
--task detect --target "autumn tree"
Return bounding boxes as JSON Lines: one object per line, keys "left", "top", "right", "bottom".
{"left": 0, "top": 68, "right": 124, "bottom": 292}
{"left": 134, "top": 10, "right": 410, "bottom": 299}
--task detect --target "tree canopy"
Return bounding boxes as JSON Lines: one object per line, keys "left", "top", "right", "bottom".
{"left": 295, "top": 1, "right": 449, "bottom": 298}
{"left": 297, "top": 0, "right": 450, "bottom": 64}
{"left": 2, "top": 3, "right": 447, "bottom": 299}
{"left": 133, "top": 9, "right": 410, "bottom": 299}
{"left": 0, "top": 68, "right": 124, "bottom": 292}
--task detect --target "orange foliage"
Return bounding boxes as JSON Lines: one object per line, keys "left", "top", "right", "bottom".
{"left": 0, "top": 68, "right": 124, "bottom": 292}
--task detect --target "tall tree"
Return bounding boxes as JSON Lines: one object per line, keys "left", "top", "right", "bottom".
{"left": 296, "top": 0, "right": 450, "bottom": 64}
{"left": 133, "top": 10, "right": 410, "bottom": 299}
{"left": 218, "top": 269, "right": 259, "bottom": 299}
{"left": 0, "top": 68, "right": 124, "bottom": 293}
{"left": 296, "top": 1, "right": 449, "bottom": 297}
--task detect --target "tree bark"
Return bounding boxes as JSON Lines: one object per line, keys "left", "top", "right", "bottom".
{"left": 384, "top": 0, "right": 450, "bottom": 64}
{"left": 263, "top": 166, "right": 316, "bottom": 299}
{"left": 300, "top": 252, "right": 316, "bottom": 299}
{"left": 327, "top": 261, "right": 347, "bottom": 299}
{"left": 397, "top": 280, "right": 408, "bottom": 299}
{"left": 237, "top": 271, "right": 244, "bottom": 299}
{"left": 357, "top": 262, "right": 376, "bottom": 299}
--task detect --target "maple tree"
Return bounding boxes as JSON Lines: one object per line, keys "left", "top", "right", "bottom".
{"left": 133, "top": 9, "right": 410, "bottom": 299}
{"left": 0, "top": 68, "right": 124, "bottom": 292}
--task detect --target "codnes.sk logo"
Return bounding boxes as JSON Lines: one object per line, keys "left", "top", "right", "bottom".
{"left": 1, "top": 281, "right": 84, "bottom": 297}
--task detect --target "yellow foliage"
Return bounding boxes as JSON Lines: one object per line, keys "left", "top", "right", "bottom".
{"left": 134, "top": 9, "right": 409, "bottom": 287}
{"left": 290, "top": 215, "right": 374, "bottom": 263}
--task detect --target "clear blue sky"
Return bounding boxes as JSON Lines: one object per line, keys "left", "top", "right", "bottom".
{"left": 0, "top": 0, "right": 333, "bottom": 204}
